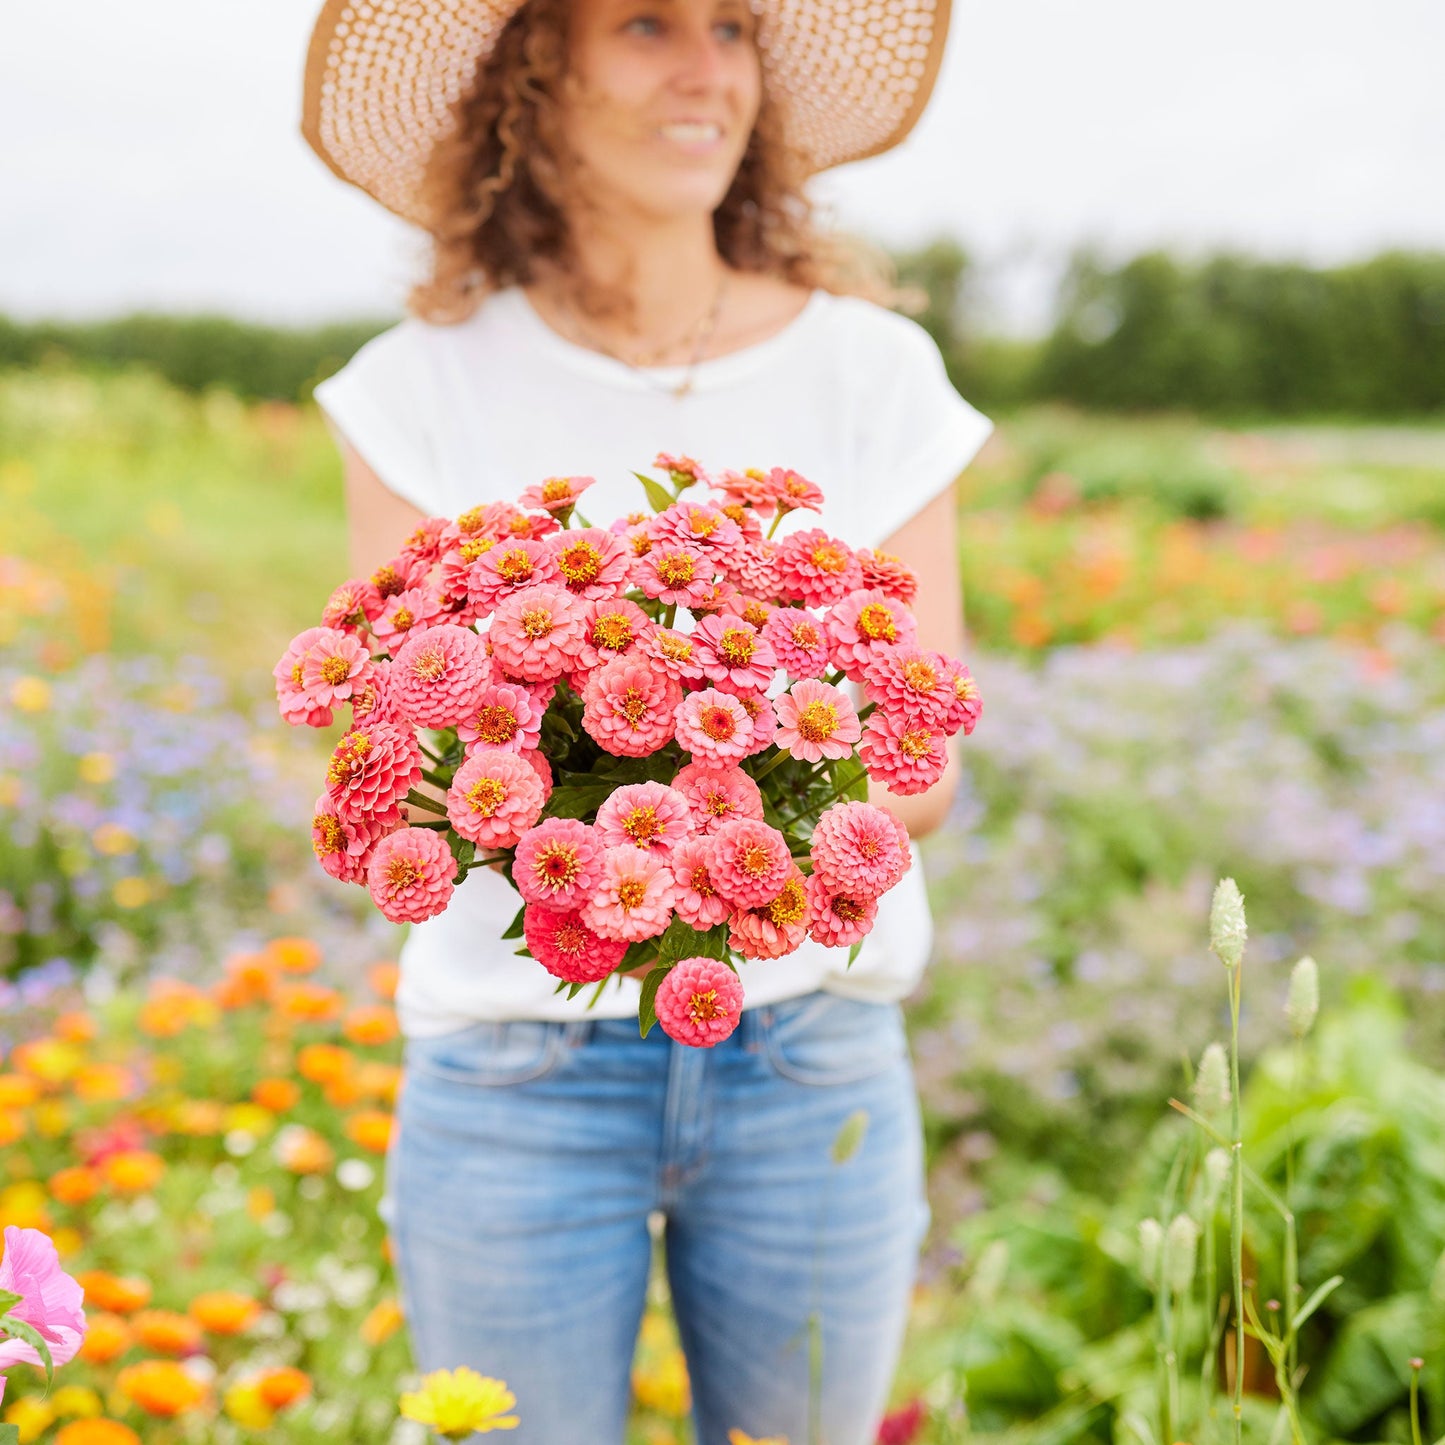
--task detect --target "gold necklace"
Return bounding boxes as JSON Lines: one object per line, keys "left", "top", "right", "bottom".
{"left": 556, "top": 272, "right": 729, "bottom": 401}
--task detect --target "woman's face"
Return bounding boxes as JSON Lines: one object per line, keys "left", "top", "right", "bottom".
{"left": 559, "top": 0, "right": 763, "bottom": 224}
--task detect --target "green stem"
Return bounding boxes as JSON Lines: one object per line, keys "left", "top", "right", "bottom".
{"left": 766, "top": 506, "right": 790, "bottom": 541}
{"left": 662, "top": 602, "right": 677, "bottom": 630}
{"left": 404, "top": 789, "right": 448, "bottom": 816}
{"left": 1229, "top": 960, "right": 1245, "bottom": 1445}
{"left": 749, "top": 750, "right": 794, "bottom": 784}
{"left": 419, "top": 766, "right": 451, "bottom": 789}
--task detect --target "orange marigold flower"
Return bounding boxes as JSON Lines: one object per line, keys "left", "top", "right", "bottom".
{"left": 0, "top": 1072, "right": 41, "bottom": 1108}
{"left": 132, "top": 1309, "right": 204, "bottom": 1356}
{"left": 275, "top": 1125, "right": 333, "bottom": 1174}
{"left": 56, "top": 1420, "right": 142, "bottom": 1445}
{"left": 169, "top": 1099, "right": 226, "bottom": 1136}
{"left": 101, "top": 1150, "right": 165, "bottom": 1194}
{"left": 274, "top": 980, "right": 343, "bottom": 1022}
{"left": 322, "top": 1073, "right": 365, "bottom": 1109}
{"left": 360, "top": 1296, "right": 404, "bottom": 1346}
{"left": 265, "top": 936, "right": 322, "bottom": 974}
{"left": 246, "top": 1186, "right": 275, "bottom": 1221}
{"left": 188, "top": 1291, "right": 262, "bottom": 1335}
{"left": 73, "top": 1063, "right": 136, "bottom": 1103}
{"left": 0, "top": 1109, "right": 25, "bottom": 1148}
{"left": 256, "top": 1366, "right": 312, "bottom": 1410}
{"left": 76, "top": 1271, "right": 152, "bottom": 1314}
{"left": 54, "top": 1011, "right": 98, "bottom": 1043}
{"left": 138, "top": 980, "right": 218, "bottom": 1037}
{"left": 78, "top": 1312, "right": 134, "bottom": 1362}
{"left": 366, "top": 960, "right": 400, "bottom": 1000}
{"left": 343, "top": 1005, "right": 398, "bottom": 1047}
{"left": 10, "top": 1035, "right": 82, "bottom": 1084}
{"left": 296, "top": 1043, "right": 353, "bottom": 1086}
{"left": 250, "top": 1077, "right": 300, "bottom": 1112}
{"left": 116, "top": 1359, "right": 208, "bottom": 1416}
{"left": 344, "top": 1110, "right": 394, "bottom": 1154}
{"left": 215, "top": 951, "right": 279, "bottom": 1009}
{"left": 49, "top": 1165, "right": 101, "bottom": 1206}
{"left": 355, "top": 1061, "right": 402, "bottom": 1106}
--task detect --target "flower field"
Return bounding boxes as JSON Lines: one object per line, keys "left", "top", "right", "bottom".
{"left": 1, "top": 364, "right": 1443, "bottom": 1443}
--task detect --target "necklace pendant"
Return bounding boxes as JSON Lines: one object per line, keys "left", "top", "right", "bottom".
{"left": 672, "top": 376, "right": 693, "bottom": 400}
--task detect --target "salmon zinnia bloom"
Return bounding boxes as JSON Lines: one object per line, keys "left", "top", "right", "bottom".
{"left": 188, "top": 1290, "right": 262, "bottom": 1335}
{"left": 257, "top": 1366, "right": 312, "bottom": 1409}
{"left": 116, "top": 1359, "right": 208, "bottom": 1416}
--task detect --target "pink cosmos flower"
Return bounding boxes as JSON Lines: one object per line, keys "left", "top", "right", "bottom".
{"left": 826, "top": 589, "right": 919, "bottom": 682}
{"left": 595, "top": 781, "right": 694, "bottom": 854}
{"left": 692, "top": 612, "right": 776, "bottom": 691}
{"left": 518, "top": 474, "right": 597, "bottom": 514}
{"left": 455, "top": 681, "right": 542, "bottom": 755}
{"left": 0, "top": 1225, "right": 87, "bottom": 1383}
{"left": 654, "top": 451, "right": 710, "bottom": 484}
{"left": 581, "top": 846, "right": 678, "bottom": 942}
{"left": 514, "top": 818, "right": 603, "bottom": 910}
{"left": 522, "top": 905, "right": 627, "bottom": 983}
{"left": 366, "top": 827, "right": 456, "bottom": 923}
{"left": 390, "top": 622, "right": 490, "bottom": 729}
{"left": 672, "top": 760, "right": 765, "bottom": 835}
{"left": 468, "top": 537, "right": 561, "bottom": 615}
{"left": 727, "top": 870, "right": 811, "bottom": 959}
{"left": 941, "top": 661, "right": 983, "bottom": 736}
{"left": 654, "top": 957, "right": 745, "bottom": 1047}
{"left": 706, "top": 817, "right": 793, "bottom": 908}
{"left": 650, "top": 502, "right": 746, "bottom": 571}
{"left": 775, "top": 528, "right": 864, "bottom": 610}
{"left": 311, "top": 792, "right": 397, "bottom": 886}
{"left": 274, "top": 626, "right": 336, "bottom": 728}
{"left": 762, "top": 608, "right": 832, "bottom": 680}
{"left": 398, "top": 515, "right": 451, "bottom": 567}
{"left": 487, "top": 584, "right": 587, "bottom": 683}
{"left": 809, "top": 800, "right": 910, "bottom": 899}
{"left": 861, "top": 645, "right": 954, "bottom": 729}
{"left": 727, "top": 538, "right": 784, "bottom": 599}
{"left": 805, "top": 873, "right": 879, "bottom": 949}
{"left": 773, "top": 679, "right": 862, "bottom": 763}
{"left": 857, "top": 548, "right": 919, "bottom": 606}
{"left": 581, "top": 655, "right": 681, "bottom": 757}
{"left": 325, "top": 720, "right": 422, "bottom": 825}
{"left": 322, "top": 578, "right": 384, "bottom": 631}
{"left": 638, "top": 627, "right": 706, "bottom": 683}
{"left": 675, "top": 688, "right": 753, "bottom": 763}
{"left": 710, "top": 466, "right": 778, "bottom": 517}
{"left": 858, "top": 709, "right": 949, "bottom": 796}
{"left": 635, "top": 545, "right": 715, "bottom": 608}
{"left": 446, "top": 748, "right": 546, "bottom": 849}
{"left": 668, "top": 838, "right": 732, "bottom": 929}
{"left": 299, "top": 628, "right": 375, "bottom": 713}
{"left": 546, "top": 527, "right": 633, "bottom": 600}
{"left": 768, "top": 466, "right": 826, "bottom": 515}
{"left": 372, "top": 586, "right": 445, "bottom": 650}
{"left": 575, "top": 597, "right": 652, "bottom": 671}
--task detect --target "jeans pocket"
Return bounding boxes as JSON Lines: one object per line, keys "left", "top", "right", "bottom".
{"left": 403, "top": 1019, "right": 566, "bottom": 1087}
{"left": 761, "top": 990, "right": 908, "bottom": 1086}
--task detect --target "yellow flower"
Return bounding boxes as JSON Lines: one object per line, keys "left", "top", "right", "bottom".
{"left": 4, "top": 1395, "right": 56, "bottom": 1442}
{"left": 631, "top": 1348, "right": 691, "bottom": 1417}
{"left": 399, "top": 1368, "right": 520, "bottom": 1437}
{"left": 728, "top": 1433, "right": 790, "bottom": 1445}
{"left": 10, "top": 675, "right": 51, "bottom": 713}
{"left": 223, "top": 1381, "right": 274, "bottom": 1430}
{"left": 78, "top": 751, "right": 116, "bottom": 784}
{"left": 112, "top": 877, "right": 151, "bottom": 910}
{"left": 50, "top": 1385, "right": 104, "bottom": 1419}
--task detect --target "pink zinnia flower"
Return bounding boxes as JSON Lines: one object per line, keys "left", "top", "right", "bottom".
{"left": 370, "top": 551, "right": 431, "bottom": 601}
{"left": 725, "top": 685, "right": 778, "bottom": 758}
{"left": 706, "top": 817, "right": 792, "bottom": 908}
{"left": 487, "top": 584, "right": 587, "bottom": 683}
{"left": 692, "top": 612, "right": 776, "bottom": 691}
{"left": 728, "top": 538, "right": 784, "bottom": 598}
{"left": 827, "top": 590, "right": 919, "bottom": 682}
{"left": 654, "top": 957, "right": 745, "bottom": 1047}
{"left": 710, "top": 466, "right": 778, "bottom": 517}
{"left": 350, "top": 658, "right": 402, "bottom": 726}
{"left": 468, "top": 537, "right": 561, "bottom": 615}
{"left": 805, "top": 873, "right": 879, "bottom": 949}
{"left": 391, "top": 623, "right": 490, "bottom": 729}
{"left": 455, "top": 681, "right": 541, "bottom": 755}
{"left": 322, "top": 578, "right": 384, "bottom": 631}
{"left": 514, "top": 818, "right": 603, "bottom": 910}
{"left": 728, "top": 870, "right": 811, "bottom": 959}
{"left": 446, "top": 748, "right": 546, "bottom": 849}
{"left": 857, "top": 548, "right": 919, "bottom": 606}
{"left": 775, "top": 528, "right": 864, "bottom": 609}
{"left": 575, "top": 597, "right": 652, "bottom": 671}
{"left": 675, "top": 688, "right": 753, "bottom": 763}
{"left": 861, "top": 645, "right": 954, "bottom": 729}
{"left": 325, "top": 721, "right": 422, "bottom": 825}
{"left": 311, "top": 792, "right": 397, "bottom": 886}
{"left": 672, "top": 761, "right": 765, "bottom": 835}
{"left": 439, "top": 533, "right": 496, "bottom": 605}
{"left": 372, "top": 586, "right": 445, "bottom": 650}
{"left": 650, "top": 502, "right": 746, "bottom": 571}
{"left": 483, "top": 653, "right": 559, "bottom": 715}
{"left": 595, "top": 781, "right": 694, "bottom": 854}
{"left": 581, "top": 846, "right": 677, "bottom": 942}
{"left": 762, "top": 608, "right": 832, "bottom": 680}
{"left": 773, "top": 679, "right": 861, "bottom": 763}
{"left": 295, "top": 629, "right": 373, "bottom": 716}
{"left": 668, "top": 838, "right": 732, "bottom": 929}
{"left": 581, "top": 655, "right": 681, "bottom": 757}
{"left": 366, "top": 827, "right": 456, "bottom": 923}
{"left": 481, "top": 499, "right": 562, "bottom": 543}
{"left": 638, "top": 627, "right": 706, "bottom": 683}
{"left": 546, "top": 527, "right": 633, "bottom": 600}
{"left": 734, "top": 595, "right": 775, "bottom": 632}
{"left": 809, "top": 800, "right": 910, "bottom": 899}
{"left": 398, "top": 515, "right": 450, "bottom": 567}
{"left": 654, "top": 451, "right": 709, "bottom": 484}
{"left": 518, "top": 474, "right": 597, "bottom": 514}
{"left": 635, "top": 544, "right": 715, "bottom": 608}
{"left": 523, "top": 905, "right": 626, "bottom": 983}
{"left": 941, "top": 661, "right": 983, "bottom": 737}
{"left": 684, "top": 577, "right": 743, "bottom": 616}
{"left": 858, "top": 709, "right": 949, "bottom": 796}
{"left": 768, "top": 466, "right": 826, "bottom": 514}
{"left": 521, "top": 747, "right": 554, "bottom": 804}
{"left": 0, "top": 1225, "right": 87, "bottom": 1381}
{"left": 274, "top": 626, "right": 336, "bottom": 728}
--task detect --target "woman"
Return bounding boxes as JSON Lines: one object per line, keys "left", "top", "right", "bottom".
{"left": 303, "top": 0, "right": 992, "bottom": 1438}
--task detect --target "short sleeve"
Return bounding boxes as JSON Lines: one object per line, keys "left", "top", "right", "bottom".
{"left": 311, "top": 322, "right": 442, "bottom": 516}
{"left": 852, "top": 311, "right": 994, "bottom": 549}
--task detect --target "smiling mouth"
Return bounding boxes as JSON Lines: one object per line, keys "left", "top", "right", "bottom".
{"left": 656, "top": 122, "right": 725, "bottom": 145}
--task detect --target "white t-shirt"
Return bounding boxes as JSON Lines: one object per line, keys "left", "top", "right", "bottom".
{"left": 313, "top": 283, "right": 993, "bottom": 1036}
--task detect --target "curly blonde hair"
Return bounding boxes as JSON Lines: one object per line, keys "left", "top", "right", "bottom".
{"left": 406, "top": 0, "right": 916, "bottom": 328}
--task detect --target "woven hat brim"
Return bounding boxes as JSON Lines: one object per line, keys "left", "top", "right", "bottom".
{"left": 301, "top": 0, "right": 952, "bottom": 230}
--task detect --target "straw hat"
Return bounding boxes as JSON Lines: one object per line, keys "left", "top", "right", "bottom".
{"left": 301, "top": 0, "right": 953, "bottom": 229}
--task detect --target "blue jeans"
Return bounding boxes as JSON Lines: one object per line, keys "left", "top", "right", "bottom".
{"left": 385, "top": 989, "right": 929, "bottom": 1444}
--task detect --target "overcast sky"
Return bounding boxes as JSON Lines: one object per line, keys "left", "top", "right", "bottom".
{"left": 4, "top": 0, "right": 1443, "bottom": 333}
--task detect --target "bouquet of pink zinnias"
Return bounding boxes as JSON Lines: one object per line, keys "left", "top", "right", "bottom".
{"left": 274, "top": 455, "right": 980, "bottom": 1047}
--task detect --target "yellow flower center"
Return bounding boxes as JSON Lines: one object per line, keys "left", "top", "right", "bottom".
{"left": 858, "top": 603, "right": 897, "bottom": 642}
{"left": 465, "top": 777, "right": 507, "bottom": 816}
{"left": 542, "top": 477, "right": 573, "bottom": 503}
{"left": 954, "top": 676, "right": 979, "bottom": 702}
{"left": 384, "top": 858, "right": 420, "bottom": 891}
{"left": 718, "top": 628, "right": 756, "bottom": 666}
{"left": 312, "top": 815, "right": 344, "bottom": 857}
{"left": 533, "top": 842, "right": 580, "bottom": 888}
{"left": 291, "top": 662, "right": 303, "bottom": 685}
{"left": 794, "top": 700, "right": 838, "bottom": 743}
{"left": 832, "top": 896, "right": 866, "bottom": 923}
{"left": 704, "top": 790, "right": 734, "bottom": 818}
{"left": 411, "top": 644, "right": 447, "bottom": 682}
{"left": 558, "top": 541, "right": 602, "bottom": 585}
{"left": 902, "top": 658, "right": 938, "bottom": 692}
{"left": 741, "top": 600, "right": 770, "bottom": 629}
{"left": 470, "top": 705, "right": 518, "bottom": 745}
{"left": 320, "top": 656, "right": 350, "bottom": 686}
{"left": 456, "top": 506, "right": 487, "bottom": 534}
{"left": 809, "top": 543, "right": 847, "bottom": 575}
{"left": 495, "top": 547, "right": 536, "bottom": 584}
{"left": 688, "top": 512, "right": 718, "bottom": 538}
{"left": 591, "top": 613, "right": 634, "bottom": 651}
{"left": 899, "top": 729, "right": 932, "bottom": 760}
{"left": 789, "top": 618, "right": 820, "bottom": 649}
{"left": 688, "top": 865, "right": 715, "bottom": 896}
{"left": 688, "top": 989, "right": 723, "bottom": 1022}
{"left": 767, "top": 878, "right": 807, "bottom": 926}
{"left": 507, "top": 516, "right": 532, "bottom": 536}
{"left": 700, "top": 705, "right": 738, "bottom": 741}
{"left": 617, "top": 878, "right": 647, "bottom": 910}
{"left": 739, "top": 844, "right": 771, "bottom": 877}
{"left": 372, "top": 565, "right": 405, "bottom": 598}
{"left": 656, "top": 552, "right": 696, "bottom": 587}
{"left": 631, "top": 533, "right": 654, "bottom": 558}
{"left": 622, "top": 807, "right": 662, "bottom": 845}
{"left": 554, "top": 921, "right": 587, "bottom": 954}
{"left": 520, "top": 607, "right": 554, "bottom": 640}
{"left": 460, "top": 537, "right": 493, "bottom": 563}
{"left": 327, "top": 731, "right": 372, "bottom": 784}
{"left": 391, "top": 605, "right": 414, "bottom": 631}
{"left": 618, "top": 689, "right": 649, "bottom": 725}
{"left": 658, "top": 635, "right": 693, "bottom": 663}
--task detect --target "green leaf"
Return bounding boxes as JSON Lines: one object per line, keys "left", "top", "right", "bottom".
{"left": 632, "top": 470, "right": 675, "bottom": 514}
{"left": 638, "top": 963, "right": 673, "bottom": 1038}
{"left": 830, "top": 1108, "right": 870, "bottom": 1165}
{"left": 0, "top": 1423, "right": 20, "bottom": 1445}
{"left": 1289, "top": 1274, "right": 1345, "bottom": 1337}
{"left": 830, "top": 755, "right": 870, "bottom": 804}
{"left": 0, "top": 1290, "right": 20, "bottom": 1313}
{"left": 502, "top": 905, "right": 526, "bottom": 940}
{"left": 847, "top": 940, "right": 863, "bottom": 969}
{"left": 0, "top": 1314, "right": 53, "bottom": 1388}
{"left": 447, "top": 835, "right": 476, "bottom": 870}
